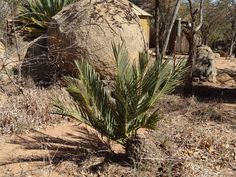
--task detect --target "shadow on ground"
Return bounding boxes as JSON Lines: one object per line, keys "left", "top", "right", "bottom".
{"left": 192, "top": 85, "right": 236, "bottom": 103}
{"left": 0, "top": 126, "right": 127, "bottom": 173}
{"left": 175, "top": 83, "right": 236, "bottom": 104}
{"left": 191, "top": 68, "right": 236, "bottom": 103}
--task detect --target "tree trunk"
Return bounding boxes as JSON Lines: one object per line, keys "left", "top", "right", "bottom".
{"left": 155, "top": 0, "right": 160, "bottom": 60}
{"left": 183, "top": 0, "right": 204, "bottom": 95}
{"left": 202, "top": 34, "right": 208, "bottom": 45}
{"left": 184, "top": 35, "right": 196, "bottom": 94}
{"left": 229, "top": 34, "right": 236, "bottom": 58}
{"left": 162, "top": 0, "right": 181, "bottom": 55}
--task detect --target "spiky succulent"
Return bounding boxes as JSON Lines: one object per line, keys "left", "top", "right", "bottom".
{"left": 18, "top": 0, "right": 74, "bottom": 34}
{"left": 53, "top": 43, "right": 186, "bottom": 152}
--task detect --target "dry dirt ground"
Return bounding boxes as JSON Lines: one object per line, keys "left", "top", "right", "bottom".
{"left": 0, "top": 57, "right": 236, "bottom": 177}
{"left": 0, "top": 96, "right": 236, "bottom": 177}
{"left": 207, "top": 57, "right": 236, "bottom": 88}
{"left": 215, "top": 57, "right": 236, "bottom": 71}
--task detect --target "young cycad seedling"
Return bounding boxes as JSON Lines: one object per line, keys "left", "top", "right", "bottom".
{"left": 54, "top": 43, "right": 186, "bottom": 159}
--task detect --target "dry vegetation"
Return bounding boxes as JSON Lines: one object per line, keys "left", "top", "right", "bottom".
{"left": 0, "top": 42, "right": 235, "bottom": 176}
{"left": 0, "top": 93, "right": 236, "bottom": 176}
{"left": 0, "top": 85, "right": 65, "bottom": 134}
{"left": 0, "top": 1, "right": 236, "bottom": 176}
{"left": 0, "top": 39, "right": 235, "bottom": 177}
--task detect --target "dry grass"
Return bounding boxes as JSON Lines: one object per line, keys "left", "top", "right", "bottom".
{"left": 154, "top": 95, "right": 236, "bottom": 176}
{"left": 0, "top": 86, "right": 63, "bottom": 134}
{"left": 0, "top": 43, "right": 65, "bottom": 134}
{"left": 75, "top": 95, "right": 236, "bottom": 176}
{"left": 0, "top": 51, "right": 236, "bottom": 176}
{"left": 0, "top": 94, "right": 235, "bottom": 176}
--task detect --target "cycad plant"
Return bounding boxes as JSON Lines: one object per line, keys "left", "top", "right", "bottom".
{"left": 18, "top": 0, "right": 74, "bottom": 34}
{"left": 54, "top": 44, "right": 186, "bottom": 157}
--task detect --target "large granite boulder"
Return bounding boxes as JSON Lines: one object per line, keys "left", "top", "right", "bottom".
{"left": 193, "top": 45, "right": 217, "bottom": 83}
{"left": 21, "top": 36, "right": 56, "bottom": 86}
{"left": 47, "top": 0, "right": 146, "bottom": 79}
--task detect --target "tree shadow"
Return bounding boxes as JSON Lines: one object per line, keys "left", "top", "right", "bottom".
{"left": 174, "top": 84, "right": 236, "bottom": 104}
{"left": 192, "top": 84, "right": 236, "bottom": 103}
{"left": 0, "top": 125, "right": 128, "bottom": 172}
{"left": 218, "top": 68, "right": 236, "bottom": 79}
{"left": 191, "top": 68, "right": 236, "bottom": 103}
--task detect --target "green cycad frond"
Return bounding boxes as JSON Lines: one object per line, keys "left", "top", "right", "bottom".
{"left": 18, "top": 0, "right": 74, "bottom": 34}
{"left": 67, "top": 60, "right": 121, "bottom": 141}
{"left": 53, "top": 44, "right": 186, "bottom": 147}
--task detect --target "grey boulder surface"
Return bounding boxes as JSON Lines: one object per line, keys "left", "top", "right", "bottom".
{"left": 193, "top": 45, "right": 217, "bottom": 83}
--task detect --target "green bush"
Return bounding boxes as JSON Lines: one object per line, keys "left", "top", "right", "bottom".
{"left": 18, "top": 0, "right": 74, "bottom": 34}
{"left": 54, "top": 44, "right": 186, "bottom": 157}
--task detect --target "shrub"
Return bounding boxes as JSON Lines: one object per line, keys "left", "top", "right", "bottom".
{"left": 53, "top": 44, "right": 186, "bottom": 158}
{"left": 18, "top": 0, "right": 74, "bottom": 35}
{"left": 0, "top": 88, "right": 58, "bottom": 134}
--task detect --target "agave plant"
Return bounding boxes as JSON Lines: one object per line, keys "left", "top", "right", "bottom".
{"left": 54, "top": 44, "right": 186, "bottom": 157}
{"left": 18, "top": 0, "right": 74, "bottom": 34}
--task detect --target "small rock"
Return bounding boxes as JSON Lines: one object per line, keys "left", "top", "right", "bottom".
{"left": 0, "top": 73, "right": 10, "bottom": 84}
{"left": 192, "top": 77, "right": 200, "bottom": 83}
{"left": 217, "top": 73, "right": 234, "bottom": 83}
{"left": 214, "top": 53, "right": 221, "bottom": 59}
{"left": 217, "top": 73, "right": 235, "bottom": 86}
{"left": 225, "top": 80, "right": 235, "bottom": 86}
{"left": 0, "top": 41, "right": 5, "bottom": 58}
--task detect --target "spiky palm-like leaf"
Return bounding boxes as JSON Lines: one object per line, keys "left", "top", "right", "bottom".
{"left": 54, "top": 44, "right": 187, "bottom": 150}
{"left": 18, "top": 0, "right": 74, "bottom": 34}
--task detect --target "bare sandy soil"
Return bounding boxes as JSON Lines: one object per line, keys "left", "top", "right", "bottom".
{"left": 0, "top": 122, "right": 85, "bottom": 177}
{"left": 203, "top": 57, "right": 236, "bottom": 88}
{"left": 215, "top": 57, "right": 236, "bottom": 81}
{"left": 215, "top": 57, "right": 236, "bottom": 71}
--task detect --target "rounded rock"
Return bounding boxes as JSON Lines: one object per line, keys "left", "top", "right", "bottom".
{"left": 47, "top": 0, "right": 146, "bottom": 79}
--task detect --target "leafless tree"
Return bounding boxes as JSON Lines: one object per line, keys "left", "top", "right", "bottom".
{"left": 154, "top": 0, "right": 160, "bottom": 58}
{"left": 183, "top": 0, "right": 204, "bottom": 94}
{"left": 228, "top": 0, "right": 236, "bottom": 57}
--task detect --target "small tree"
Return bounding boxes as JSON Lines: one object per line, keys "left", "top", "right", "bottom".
{"left": 212, "top": 0, "right": 236, "bottom": 58}
{"left": 53, "top": 44, "right": 186, "bottom": 160}
{"left": 183, "top": 0, "right": 204, "bottom": 94}
{"left": 228, "top": 0, "right": 236, "bottom": 58}
{"left": 200, "top": 0, "right": 219, "bottom": 45}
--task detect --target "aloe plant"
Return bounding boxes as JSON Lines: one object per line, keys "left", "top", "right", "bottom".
{"left": 18, "top": 0, "right": 74, "bottom": 34}
{"left": 53, "top": 44, "right": 186, "bottom": 157}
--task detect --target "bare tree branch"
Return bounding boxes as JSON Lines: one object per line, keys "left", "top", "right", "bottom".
{"left": 194, "top": 0, "right": 204, "bottom": 32}
{"left": 155, "top": 0, "right": 160, "bottom": 59}
{"left": 188, "top": 0, "right": 194, "bottom": 20}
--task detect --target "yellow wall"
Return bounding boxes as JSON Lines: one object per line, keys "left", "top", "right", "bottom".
{"left": 139, "top": 17, "right": 150, "bottom": 48}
